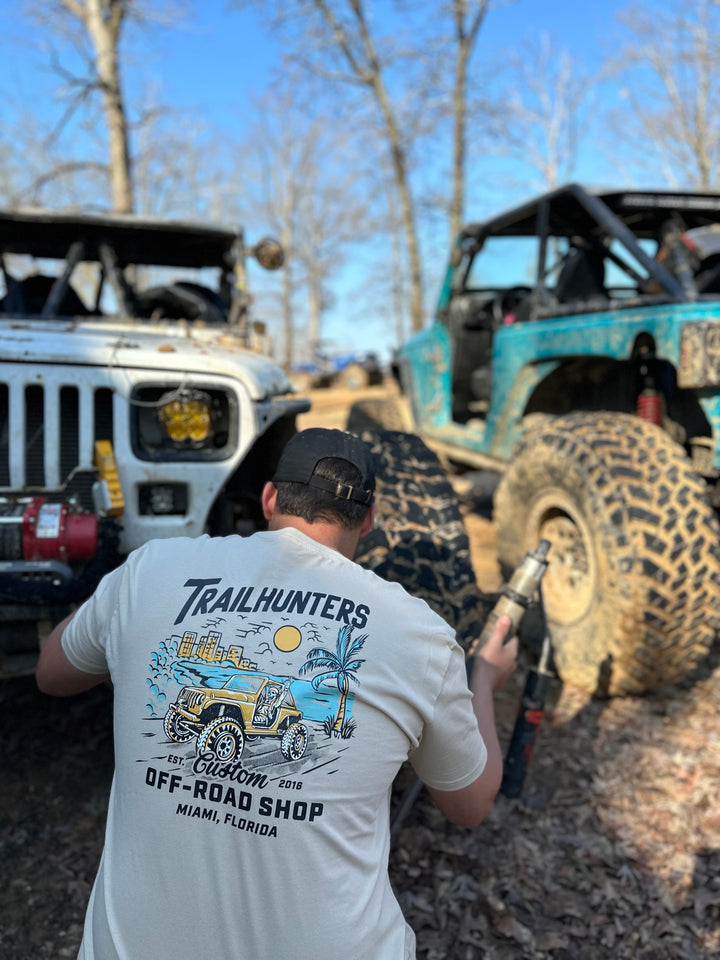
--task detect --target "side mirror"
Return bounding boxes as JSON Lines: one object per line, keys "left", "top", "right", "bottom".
{"left": 251, "top": 238, "right": 284, "bottom": 271}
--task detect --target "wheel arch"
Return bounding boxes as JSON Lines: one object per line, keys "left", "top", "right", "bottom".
{"left": 206, "top": 414, "right": 298, "bottom": 536}
{"left": 522, "top": 336, "right": 712, "bottom": 451}
{"left": 200, "top": 702, "right": 244, "bottom": 727}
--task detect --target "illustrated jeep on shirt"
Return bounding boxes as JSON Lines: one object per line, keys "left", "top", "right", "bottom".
{"left": 163, "top": 673, "right": 308, "bottom": 762}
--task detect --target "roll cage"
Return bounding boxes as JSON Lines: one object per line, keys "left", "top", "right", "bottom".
{"left": 445, "top": 184, "right": 720, "bottom": 322}
{"left": 0, "top": 207, "right": 280, "bottom": 335}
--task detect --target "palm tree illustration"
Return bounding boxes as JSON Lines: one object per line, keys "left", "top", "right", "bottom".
{"left": 299, "top": 624, "right": 366, "bottom": 732}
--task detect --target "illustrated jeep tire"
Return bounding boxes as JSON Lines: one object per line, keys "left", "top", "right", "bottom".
{"left": 351, "top": 429, "right": 492, "bottom": 650}
{"left": 197, "top": 717, "right": 245, "bottom": 761}
{"left": 281, "top": 722, "right": 308, "bottom": 760}
{"left": 494, "top": 412, "right": 720, "bottom": 695}
{"left": 163, "top": 706, "right": 194, "bottom": 743}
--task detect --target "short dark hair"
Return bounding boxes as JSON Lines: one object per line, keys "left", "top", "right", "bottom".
{"left": 274, "top": 457, "right": 371, "bottom": 529}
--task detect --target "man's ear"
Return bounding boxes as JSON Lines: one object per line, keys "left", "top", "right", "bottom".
{"left": 261, "top": 482, "right": 278, "bottom": 521}
{"left": 359, "top": 503, "right": 376, "bottom": 538}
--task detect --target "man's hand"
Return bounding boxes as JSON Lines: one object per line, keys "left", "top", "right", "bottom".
{"left": 427, "top": 615, "right": 519, "bottom": 828}
{"left": 475, "top": 614, "right": 518, "bottom": 692}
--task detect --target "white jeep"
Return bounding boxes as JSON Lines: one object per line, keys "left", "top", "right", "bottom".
{"left": 0, "top": 208, "right": 308, "bottom": 676}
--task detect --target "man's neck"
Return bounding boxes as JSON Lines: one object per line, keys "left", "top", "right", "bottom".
{"left": 267, "top": 515, "right": 361, "bottom": 560}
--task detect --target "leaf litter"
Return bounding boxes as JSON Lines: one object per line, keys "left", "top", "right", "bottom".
{"left": 2, "top": 640, "right": 717, "bottom": 959}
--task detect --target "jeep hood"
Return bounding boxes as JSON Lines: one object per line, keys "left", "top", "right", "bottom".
{"left": 0, "top": 318, "right": 295, "bottom": 400}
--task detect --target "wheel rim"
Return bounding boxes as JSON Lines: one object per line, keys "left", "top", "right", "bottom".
{"left": 172, "top": 720, "right": 192, "bottom": 743}
{"left": 527, "top": 491, "right": 597, "bottom": 626}
{"left": 214, "top": 729, "right": 239, "bottom": 760}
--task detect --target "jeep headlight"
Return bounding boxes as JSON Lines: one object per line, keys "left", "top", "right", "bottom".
{"left": 131, "top": 384, "right": 237, "bottom": 461}
{"left": 158, "top": 390, "right": 212, "bottom": 442}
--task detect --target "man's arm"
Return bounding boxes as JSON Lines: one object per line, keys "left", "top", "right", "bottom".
{"left": 427, "top": 615, "right": 517, "bottom": 829}
{"left": 36, "top": 613, "right": 110, "bottom": 697}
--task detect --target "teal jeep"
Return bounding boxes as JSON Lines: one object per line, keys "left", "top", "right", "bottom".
{"left": 383, "top": 185, "right": 720, "bottom": 695}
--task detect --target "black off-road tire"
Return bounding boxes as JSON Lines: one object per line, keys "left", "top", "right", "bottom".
{"left": 347, "top": 396, "right": 412, "bottom": 434}
{"left": 494, "top": 412, "right": 720, "bottom": 696}
{"left": 352, "top": 430, "right": 493, "bottom": 650}
{"left": 163, "top": 707, "right": 194, "bottom": 743}
{"left": 196, "top": 717, "right": 245, "bottom": 761}
{"left": 281, "top": 722, "right": 308, "bottom": 760}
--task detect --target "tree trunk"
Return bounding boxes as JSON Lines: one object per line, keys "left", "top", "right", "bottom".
{"left": 307, "top": 274, "right": 322, "bottom": 356}
{"left": 281, "top": 219, "right": 294, "bottom": 369}
{"left": 333, "top": 678, "right": 349, "bottom": 731}
{"left": 372, "top": 78, "right": 423, "bottom": 332}
{"left": 85, "top": 0, "right": 134, "bottom": 213}
{"left": 451, "top": 38, "right": 468, "bottom": 242}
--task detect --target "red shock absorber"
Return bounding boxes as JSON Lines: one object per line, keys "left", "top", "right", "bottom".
{"left": 637, "top": 388, "right": 662, "bottom": 425}
{"left": 636, "top": 350, "right": 662, "bottom": 426}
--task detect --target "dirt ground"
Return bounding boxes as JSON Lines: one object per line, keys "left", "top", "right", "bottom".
{"left": 1, "top": 384, "right": 718, "bottom": 959}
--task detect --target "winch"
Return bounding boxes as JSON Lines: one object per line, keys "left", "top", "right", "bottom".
{"left": 0, "top": 497, "right": 98, "bottom": 563}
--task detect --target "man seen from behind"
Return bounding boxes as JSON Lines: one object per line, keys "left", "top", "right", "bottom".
{"left": 37, "top": 427, "right": 517, "bottom": 960}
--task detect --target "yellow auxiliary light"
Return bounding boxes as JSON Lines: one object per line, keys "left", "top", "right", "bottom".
{"left": 158, "top": 390, "right": 212, "bottom": 443}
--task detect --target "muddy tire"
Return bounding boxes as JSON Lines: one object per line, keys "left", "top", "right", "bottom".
{"left": 347, "top": 396, "right": 412, "bottom": 433}
{"left": 353, "top": 430, "right": 492, "bottom": 650}
{"left": 494, "top": 412, "right": 720, "bottom": 695}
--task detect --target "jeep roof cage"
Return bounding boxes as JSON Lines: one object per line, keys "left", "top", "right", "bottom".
{"left": 0, "top": 207, "right": 240, "bottom": 268}
{"left": 456, "top": 184, "right": 720, "bottom": 305}
{"left": 459, "top": 183, "right": 720, "bottom": 241}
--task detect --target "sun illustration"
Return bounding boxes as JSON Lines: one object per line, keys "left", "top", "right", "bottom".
{"left": 273, "top": 625, "right": 302, "bottom": 652}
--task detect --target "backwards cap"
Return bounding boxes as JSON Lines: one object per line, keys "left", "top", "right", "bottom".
{"left": 272, "top": 428, "right": 376, "bottom": 505}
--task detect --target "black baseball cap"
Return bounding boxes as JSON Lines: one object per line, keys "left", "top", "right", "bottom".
{"left": 272, "top": 428, "right": 376, "bottom": 505}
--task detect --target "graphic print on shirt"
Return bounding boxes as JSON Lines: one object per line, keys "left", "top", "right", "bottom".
{"left": 138, "top": 578, "right": 371, "bottom": 837}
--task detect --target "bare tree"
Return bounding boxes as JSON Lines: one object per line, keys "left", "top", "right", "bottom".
{"left": 615, "top": 0, "right": 720, "bottom": 190}
{"left": 22, "top": 1, "right": 193, "bottom": 213}
{"left": 449, "top": 0, "right": 490, "bottom": 238}
{"left": 310, "top": 0, "right": 425, "bottom": 332}
{"left": 246, "top": 125, "right": 301, "bottom": 368}
{"left": 235, "top": 1, "right": 425, "bottom": 331}
{"left": 237, "top": 107, "right": 369, "bottom": 368}
{"left": 235, "top": 1, "right": 499, "bottom": 333}
{"left": 40, "top": 0, "right": 136, "bottom": 212}
{"left": 493, "top": 32, "right": 596, "bottom": 191}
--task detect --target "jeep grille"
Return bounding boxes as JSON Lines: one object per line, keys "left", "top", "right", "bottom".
{"left": 180, "top": 689, "right": 205, "bottom": 711}
{"left": 0, "top": 371, "right": 114, "bottom": 494}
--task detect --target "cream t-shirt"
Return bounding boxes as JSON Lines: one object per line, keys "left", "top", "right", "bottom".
{"left": 63, "top": 529, "right": 486, "bottom": 960}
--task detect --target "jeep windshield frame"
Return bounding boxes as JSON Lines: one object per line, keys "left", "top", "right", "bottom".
{"left": 222, "top": 674, "right": 266, "bottom": 694}
{"left": 445, "top": 184, "right": 720, "bottom": 321}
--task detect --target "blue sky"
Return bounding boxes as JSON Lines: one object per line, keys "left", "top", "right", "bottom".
{"left": 0, "top": 1, "right": 670, "bottom": 358}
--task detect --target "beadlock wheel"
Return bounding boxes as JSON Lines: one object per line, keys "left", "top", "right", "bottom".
{"left": 494, "top": 412, "right": 720, "bottom": 696}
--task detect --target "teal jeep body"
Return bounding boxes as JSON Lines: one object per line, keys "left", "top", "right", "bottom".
{"left": 395, "top": 184, "right": 720, "bottom": 696}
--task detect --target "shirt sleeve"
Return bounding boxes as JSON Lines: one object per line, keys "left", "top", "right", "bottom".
{"left": 61, "top": 563, "right": 126, "bottom": 675}
{"left": 409, "top": 639, "right": 487, "bottom": 791}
